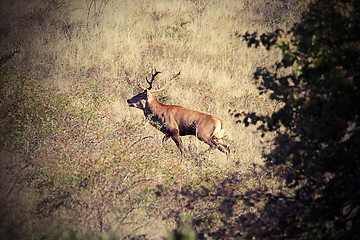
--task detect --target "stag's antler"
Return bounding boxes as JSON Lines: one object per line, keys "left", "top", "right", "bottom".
{"left": 150, "top": 70, "right": 181, "bottom": 93}
{"left": 146, "top": 69, "right": 162, "bottom": 90}
{"left": 138, "top": 69, "right": 180, "bottom": 92}
{"left": 138, "top": 69, "right": 161, "bottom": 90}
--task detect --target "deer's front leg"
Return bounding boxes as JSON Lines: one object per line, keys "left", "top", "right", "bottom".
{"left": 169, "top": 130, "right": 186, "bottom": 156}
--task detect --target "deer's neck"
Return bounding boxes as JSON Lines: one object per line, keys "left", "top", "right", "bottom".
{"left": 144, "top": 96, "right": 165, "bottom": 116}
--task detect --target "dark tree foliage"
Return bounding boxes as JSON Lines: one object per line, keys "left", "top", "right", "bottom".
{"left": 239, "top": 0, "right": 360, "bottom": 238}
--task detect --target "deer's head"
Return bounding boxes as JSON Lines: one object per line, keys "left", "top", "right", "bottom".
{"left": 127, "top": 69, "right": 180, "bottom": 110}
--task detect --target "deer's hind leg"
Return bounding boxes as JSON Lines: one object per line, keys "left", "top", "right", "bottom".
{"left": 210, "top": 137, "right": 230, "bottom": 156}
{"left": 196, "top": 131, "right": 230, "bottom": 157}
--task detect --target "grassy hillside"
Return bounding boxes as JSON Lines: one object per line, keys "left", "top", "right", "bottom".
{"left": 0, "top": 0, "right": 303, "bottom": 239}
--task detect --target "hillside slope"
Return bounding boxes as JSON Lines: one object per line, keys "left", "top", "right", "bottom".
{"left": 0, "top": 0, "right": 303, "bottom": 238}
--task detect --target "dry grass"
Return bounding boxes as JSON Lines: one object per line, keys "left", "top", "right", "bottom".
{"left": 0, "top": 0, "right": 303, "bottom": 238}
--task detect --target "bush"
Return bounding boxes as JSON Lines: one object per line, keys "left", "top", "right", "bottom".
{"left": 238, "top": 0, "right": 360, "bottom": 238}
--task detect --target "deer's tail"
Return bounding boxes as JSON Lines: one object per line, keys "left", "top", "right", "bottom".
{"left": 212, "top": 118, "right": 225, "bottom": 139}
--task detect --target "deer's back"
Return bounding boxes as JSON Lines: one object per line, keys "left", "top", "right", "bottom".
{"left": 165, "top": 105, "right": 220, "bottom": 138}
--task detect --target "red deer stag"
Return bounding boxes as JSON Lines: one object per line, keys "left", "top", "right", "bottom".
{"left": 127, "top": 69, "right": 230, "bottom": 156}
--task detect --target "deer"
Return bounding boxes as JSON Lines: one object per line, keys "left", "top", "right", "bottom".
{"left": 127, "top": 69, "right": 230, "bottom": 157}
